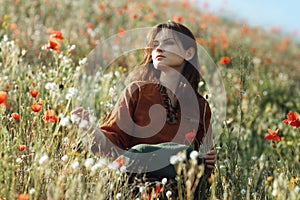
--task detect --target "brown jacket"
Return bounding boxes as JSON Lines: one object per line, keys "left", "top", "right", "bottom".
{"left": 99, "top": 81, "right": 211, "bottom": 155}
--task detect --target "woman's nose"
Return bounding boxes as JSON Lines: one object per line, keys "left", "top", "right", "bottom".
{"left": 156, "top": 48, "right": 163, "bottom": 53}
{"left": 155, "top": 44, "right": 164, "bottom": 52}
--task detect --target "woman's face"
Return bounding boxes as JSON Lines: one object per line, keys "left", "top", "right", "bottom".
{"left": 151, "top": 29, "right": 187, "bottom": 71}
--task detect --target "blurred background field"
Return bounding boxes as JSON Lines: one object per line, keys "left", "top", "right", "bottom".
{"left": 0, "top": 0, "right": 299, "bottom": 199}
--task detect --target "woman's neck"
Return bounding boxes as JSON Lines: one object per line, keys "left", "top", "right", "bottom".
{"left": 159, "top": 64, "right": 184, "bottom": 94}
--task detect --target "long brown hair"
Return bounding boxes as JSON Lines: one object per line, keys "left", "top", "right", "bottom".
{"left": 127, "top": 21, "right": 200, "bottom": 93}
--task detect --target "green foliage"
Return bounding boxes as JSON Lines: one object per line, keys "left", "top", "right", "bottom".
{"left": 0, "top": 0, "right": 299, "bottom": 199}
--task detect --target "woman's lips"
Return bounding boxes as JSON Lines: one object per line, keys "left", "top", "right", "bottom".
{"left": 156, "top": 55, "right": 165, "bottom": 59}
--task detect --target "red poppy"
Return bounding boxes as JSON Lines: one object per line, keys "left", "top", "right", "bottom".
{"left": 45, "top": 38, "right": 61, "bottom": 52}
{"left": 219, "top": 56, "right": 231, "bottom": 65}
{"left": 200, "top": 23, "right": 208, "bottom": 29}
{"left": 283, "top": 112, "right": 300, "bottom": 128}
{"left": 196, "top": 38, "right": 204, "bottom": 44}
{"left": 86, "top": 22, "right": 94, "bottom": 30}
{"left": 30, "top": 89, "right": 39, "bottom": 97}
{"left": 291, "top": 120, "right": 300, "bottom": 128}
{"left": 145, "top": 185, "right": 164, "bottom": 200}
{"left": 11, "top": 113, "right": 21, "bottom": 120}
{"left": 50, "top": 30, "right": 64, "bottom": 40}
{"left": 18, "top": 144, "right": 26, "bottom": 151}
{"left": 115, "top": 156, "right": 125, "bottom": 168}
{"left": 98, "top": 4, "right": 105, "bottom": 10}
{"left": 284, "top": 112, "right": 299, "bottom": 121}
{"left": 29, "top": 152, "right": 35, "bottom": 157}
{"left": 241, "top": 25, "right": 250, "bottom": 34}
{"left": 264, "top": 129, "right": 281, "bottom": 141}
{"left": 173, "top": 15, "right": 184, "bottom": 23}
{"left": 10, "top": 23, "right": 17, "bottom": 30}
{"left": 185, "top": 130, "right": 196, "bottom": 140}
{"left": 118, "top": 28, "right": 126, "bottom": 37}
{"left": 30, "top": 100, "right": 42, "bottom": 112}
{"left": 129, "top": 12, "right": 138, "bottom": 19}
{"left": 42, "top": 109, "right": 58, "bottom": 123}
{"left": 0, "top": 90, "right": 7, "bottom": 107}
{"left": 117, "top": 8, "right": 124, "bottom": 15}
{"left": 18, "top": 193, "right": 29, "bottom": 200}
{"left": 154, "top": 186, "right": 163, "bottom": 194}
{"left": 143, "top": 12, "right": 155, "bottom": 21}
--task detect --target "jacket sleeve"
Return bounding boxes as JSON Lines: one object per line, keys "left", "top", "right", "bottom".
{"left": 98, "top": 83, "right": 140, "bottom": 156}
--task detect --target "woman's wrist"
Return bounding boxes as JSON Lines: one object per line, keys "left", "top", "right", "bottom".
{"left": 76, "top": 126, "right": 107, "bottom": 154}
{"left": 92, "top": 128, "right": 106, "bottom": 150}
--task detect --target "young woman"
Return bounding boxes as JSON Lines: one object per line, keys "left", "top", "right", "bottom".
{"left": 71, "top": 21, "right": 215, "bottom": 180}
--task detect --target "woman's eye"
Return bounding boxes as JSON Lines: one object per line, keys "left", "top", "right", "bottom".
{"left": 152, "top": 41, "right": 174, "bottom": 48}
{"left": 165, "top": 41, "right": 174, "bottom": 45}
{"left": 153, "top": 43, "right": 158, "bottom": 47}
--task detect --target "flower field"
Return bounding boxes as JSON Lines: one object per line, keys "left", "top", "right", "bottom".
{"left": 0, "top": 0, "right": 299, "bottom": 199}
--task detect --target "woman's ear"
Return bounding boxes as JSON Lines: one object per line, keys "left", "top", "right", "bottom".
{"left": 185, "top": 47, "right": 195, "bottom": 61}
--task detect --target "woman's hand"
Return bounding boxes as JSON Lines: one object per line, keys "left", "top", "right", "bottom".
{"left": 70, "top": 107, "right": 106, "bottom": 153}
{"left": 70, "top": 107, "right": 94, "bottom": 130}
{"left": 204, "top": 149, "right": 215, "bottom": 172}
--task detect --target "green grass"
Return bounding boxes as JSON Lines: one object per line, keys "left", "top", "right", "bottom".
{"left": 0, "top": 0, "right": 299, "bottom": 199}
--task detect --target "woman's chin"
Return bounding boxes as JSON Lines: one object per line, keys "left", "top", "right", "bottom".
{"left": 153, "top": 62, "right": 170, "bottom": 71}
